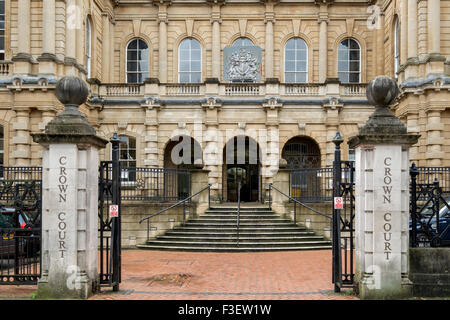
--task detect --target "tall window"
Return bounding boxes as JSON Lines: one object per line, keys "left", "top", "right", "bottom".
{"left": 118, "top": 136, "right": 136, "bottom": 183}
{"left": 178, "top": 38, "right": 201, "bottom": 83}
{"left": 126, "top": 39, "right": 149, "bottom": 83}
{"left": 232, "top": 37, "right": 254, "bottom": 47}
{"left": 0, "top": 0, "right": 5, "bottom": 60}
{"left": 338, "top": 38, "right": 361, "bottom": 83}
{"left": 284, "top": 38, "right": 308, "bottom": 83}
{"left": 394, "top": 17, "right": 400, "bottom": 78}
{"left": 85, "top": 18, "right": 92, "bottom": 78}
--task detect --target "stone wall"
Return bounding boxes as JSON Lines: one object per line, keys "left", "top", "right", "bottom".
{"left": 409, "top": 248, "right": 450, "bottom": 297}
{"left": 120, "top": 201, "right": 198, "bottom": 248}
{"left": 283, "top": 202, "right": 332, "bottom": 239}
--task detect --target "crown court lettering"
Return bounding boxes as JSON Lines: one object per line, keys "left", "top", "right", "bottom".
{"left": 58, "top": 156, "right": 68, "bottom": 258}
{"left": 382, "top": 156, "right": 392, "bottom": 260}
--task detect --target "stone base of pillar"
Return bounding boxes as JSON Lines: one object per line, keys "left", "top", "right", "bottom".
{"left": 37, "top": 272, "right": 98, "bottom": 300}
{"left": 37, "top": 53, "right": 60, "bottom": 74}
{"left": 359, "top": 275, "right": 413, "bottom": 300}
{"left": 11, "top": 53, "right": 35, "bottom": 74}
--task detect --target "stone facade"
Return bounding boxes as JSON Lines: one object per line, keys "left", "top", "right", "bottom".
{"left": 0, "top": 0, "right": 449, "bottom": 200}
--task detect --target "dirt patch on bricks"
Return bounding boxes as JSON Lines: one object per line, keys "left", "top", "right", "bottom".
{"left": 146, "top": 273, "right": 193, "bottom": 287}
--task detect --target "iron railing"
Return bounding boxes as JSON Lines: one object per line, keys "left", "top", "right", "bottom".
{"left": 236, "top": 182, "right": 241, "bottom": 246}
{"left": 100, "top": 166, "right": 191, "bottom": 202}
{"left": 268, "top": 183, "right": 332, "bottom": 223}
{"left": 139, "top": 184, "right": 211, "bottom": 242}
{"left": 289, "top": 167, "right": 333, "bottom": 202}
{"left": 416, "top": 166, "right": 450, "bottom": 193}
{"left": 0, "top": 166, "right": 42, "bottom": 285}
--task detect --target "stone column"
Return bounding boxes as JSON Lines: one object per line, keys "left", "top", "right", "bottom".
{"left": 12, "top": 107, "right": 31, "bottom": 166}
{"left": 12, "top": 0, "right": 32, "bottom": 73}
{"left": 262, "top": 98, "right": 282, "bottom": 199}
{"left": 318, "top": 17, "right": 328, "bottom": 83}
{"left": 400, "top": 0, "right": 408, "bottom": 65}
{"left": 32, "top": 76, "right": 108, "bottom": 299}
{"left": 376, "top": 12, "right": 385, "bottom": 76}
{"left": 407, "top": 0, "right": 418, "bottom": 58}
{"left": 190, "top": 169, "right": 210, "bottom": 215}
{"left": 349, "top": 76, "right": 419, "bottom": 299}
{"left": 102, "top": 14, "right": 111, "bottom": 82}
{"left": 425, "top": 109, "right": 444, "bottom": 166}
{"left": 65, "top": 0, "right": 77, "bottom": 75}
{"left": 323, "top": 99, "right": 343, "bottom": 167}
{"left": 38, "top": 0, "right": 57, "bottom": 74}
{"left": 406, "top": 111, "right": 420, "bottom": 163}
{"left": 158, "top": 8, "right": 168, "bottom": 83}
{"left": 143, "top": 103, "right": 160, "bottom": 167}
{"left": 211, "top": 14, "right": 221, "bottom": 80}
{"left": 264, "top": 12, "right": 274, "bottom": 79}
{"left": 202, "top": 97, "right": 222, "bottom": 202}
{"left": 428, "top": 0, "right": 440, "bottom": 54}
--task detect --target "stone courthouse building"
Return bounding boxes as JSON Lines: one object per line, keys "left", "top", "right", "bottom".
{"left": 1, "top": 0, "right": 449, "bottom": 202}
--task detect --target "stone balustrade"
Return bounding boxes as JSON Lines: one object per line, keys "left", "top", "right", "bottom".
{"left": 93, "top": 81, "right": 367, "bottom": 99}
{"left": 340, "top": 83, "right": 367, "bottom": 96}
{"left": 0, "top": 61, "right": 12, "bottom": 77}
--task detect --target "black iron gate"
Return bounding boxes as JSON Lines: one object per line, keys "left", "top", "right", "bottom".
{"left": 98, "top": 134, "right": 121, "bottom": 291}
{"left": 410, "top": 163, "right": 450, "bottom": 247}
{"left": 331, "top": 133, "right": 355, "bottom": 292}
{"left": 0, "top": 166, "right": 42, "bottom": 285}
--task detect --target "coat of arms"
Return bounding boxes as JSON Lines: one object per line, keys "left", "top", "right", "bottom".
{"left": 223, "top": 46, "right": 262, "bottom": 82}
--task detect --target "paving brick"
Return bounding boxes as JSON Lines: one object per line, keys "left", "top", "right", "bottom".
{"left": 0, "top": 249, "right": 357, "bottom": 300}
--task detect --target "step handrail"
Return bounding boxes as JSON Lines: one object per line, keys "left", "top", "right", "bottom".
{"left": 268, "top": 183, "right": 332, "bottom": 221}
{"left": 139, "top": 184, "right": 211, "bottom": 241}
{"left": 139, "top": 184, "right": 211, "bottom": 224}
{"left": 237, "top": 181, "right": 241, "bottom": 246}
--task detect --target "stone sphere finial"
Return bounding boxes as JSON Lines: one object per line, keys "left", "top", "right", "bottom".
{"left": 55, "top": 76, "right": 89, "bottom": 106}
{"left": 366, "top": 76, "right": 399, "bottom": 108}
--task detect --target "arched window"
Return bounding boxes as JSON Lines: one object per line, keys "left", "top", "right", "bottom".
{"left": 284, "top": 38, "right": 308, "bottom": 83}
{"left": 85, "top": 18, "right": 92, "bottom": 78}
{"left": 178, "top": 38, "right": 202, "bottom": 83}
{"left": 232, "top": 37, "right": 254, "bottom": 47}
{"left": 126, "top": 39, "right": 149, "bottom": 83}
{"left": 394, "top": 16, "right": 400, "bottom": 78}
{"left": 338, "top": 38, "right": 361, "bottom": 83}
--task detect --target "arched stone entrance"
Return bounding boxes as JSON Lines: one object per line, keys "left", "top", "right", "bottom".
{"left": 281, "top": 136, "right": 321, "bottom": 169}
{"left": 222, "top": 136, "right": 261, "bottom": 202}
{"left": 164, "top": 135, "right": 203, "bottom": 199}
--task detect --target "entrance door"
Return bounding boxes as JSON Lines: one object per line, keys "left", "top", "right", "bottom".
{"left": 226, "top": 164, "right": 259, "bottom": 202}
{"left": 223, "top": 136, "right": 261, "bottom": 202}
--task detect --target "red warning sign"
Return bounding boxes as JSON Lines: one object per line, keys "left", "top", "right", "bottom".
{"left": 109, "top": 205, "right": 119, "bottom": 218}
{"left": 334, "top": 197, "right": 343, "bottom": 210}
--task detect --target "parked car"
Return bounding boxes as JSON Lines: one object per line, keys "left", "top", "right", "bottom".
{"left": 0, "top": 207, "right": 39, "bottom": 259}
{"left": 410, "top": 196, "right": 450, "bottom": 247}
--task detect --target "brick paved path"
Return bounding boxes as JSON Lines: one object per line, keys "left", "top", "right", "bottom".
{"left": 0, "top": 249, "right": 356, "bottom": 300}
{"left": 91, "top": 249, "right": 356, "bottom": 300}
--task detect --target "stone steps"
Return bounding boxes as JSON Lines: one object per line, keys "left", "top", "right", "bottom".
{"left": 138, "top": 206, "right": 331, "bottom": 252}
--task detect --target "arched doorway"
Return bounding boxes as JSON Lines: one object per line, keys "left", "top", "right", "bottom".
{"left": 223, "top": 136, "right": 261, "bottom": 202}
{"left": 282, "top": 136, "right": 321, "bottom": 201}
{"left": 281, "top": 136, "right": 321, "bottom": 170}
{"left": 164, "top": 135, "right": 203, "bottom": 200}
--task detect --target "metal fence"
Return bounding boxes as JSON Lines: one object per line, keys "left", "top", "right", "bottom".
{"left": 0, "top": 166, "right": 42, "bottom": 285}
{"left": 118, "top": 167, "right": 191, "bottom": 202}
{"left": 416, "top": 167, "right": 450, "bottom": 193}
{"left": 289, "top": 168, "right": 334, "bottom": 202}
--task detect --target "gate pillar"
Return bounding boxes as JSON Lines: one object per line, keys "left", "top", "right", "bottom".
{"left": 32, "top": 76, "right": 108, "bottom": 299}
{"left": 348, "top": 76, "right": 419, "bottom": 299}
